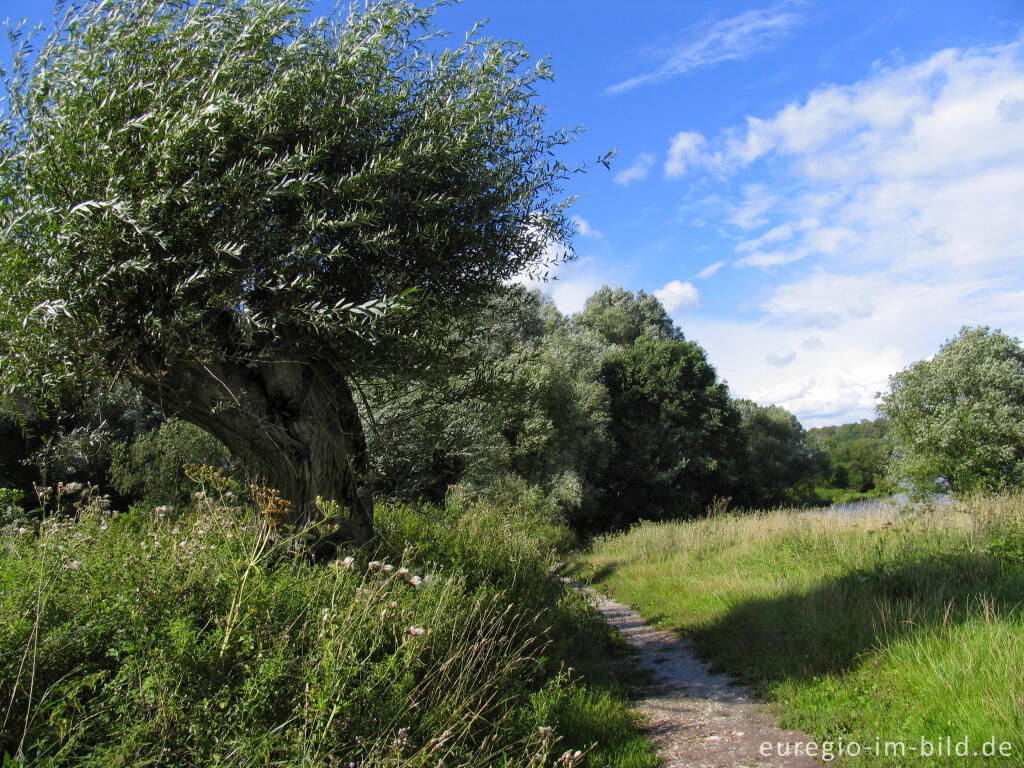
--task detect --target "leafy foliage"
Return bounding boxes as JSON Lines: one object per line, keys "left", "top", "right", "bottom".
{"left": 735, "top": 400, "right": 825, "bottom": 507}
{"left": 597, "top": 334, "right": 745, "bottom": 527}
{"left": 0, "top": 0, "right": 577, "bottom": 535}
{"left": 0, "top": 0, "right": 574, "bottom": 393}
{"left": 109, "top": 417, "right": 233, "bottom": 509}
{"left": 573, "top": 286, "right": 681, "bottom": 347}
{"left": 880, "top": 326, "right": 1024, "bottom": 497}
{"left": 807, "top": 419, "right": 893, "bottom": 494}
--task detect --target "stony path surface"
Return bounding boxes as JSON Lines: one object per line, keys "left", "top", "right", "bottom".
{"left": 575, "top": 582, "right": 822, "bottom": 768}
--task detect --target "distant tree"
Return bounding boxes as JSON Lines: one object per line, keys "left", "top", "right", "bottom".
{"left": 735, "top": 400, "right": 824, "bottom": 507}
{"left": 879, "top": 326, "right": 1024, "bottom": 497}
{"left": 0, "top": 0, "right": 577, "bottom": 543}
{"left": 573, "top": 286, "right": 681, "bottom": 347}
{"left": 598, "top": 335, "right": 744, "bottom": 527}
{"left": 807, "top": 418, "right": 892, "bottom": 493}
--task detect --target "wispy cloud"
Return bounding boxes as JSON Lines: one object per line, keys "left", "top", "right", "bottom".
{"left": 766, "top": 348, "right": 796, "bottom": 367}
{"left": 695, "top": 261, "right": 726, "bottom": 279}
{"left": 614, "top": 152, "right": 655, "bottom": 186}
{"left": 607, "top": 2, "right": 805, "bottom": 95}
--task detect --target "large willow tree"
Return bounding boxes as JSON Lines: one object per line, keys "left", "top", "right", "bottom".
{"left": 0, "top": 0, "right": 575, "bottom": 543}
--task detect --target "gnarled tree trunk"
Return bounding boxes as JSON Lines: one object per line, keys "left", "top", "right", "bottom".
{"left": 131, "top": 357, "right": 373, "bottom": 547}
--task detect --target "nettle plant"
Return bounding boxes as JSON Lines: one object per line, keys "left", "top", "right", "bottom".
{"left": 0, "top": 0, "right": 580, "bottom": 545}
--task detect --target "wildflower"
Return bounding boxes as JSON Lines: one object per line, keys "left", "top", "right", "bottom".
{"left": 64, "top": 560, "right": 81, "bottom": 571}
{"left": 367, "top": 560, "right": 383, "bottom": 572}
{"left": 62, "top": 482, "right": 84, "bottom": 494}
{"left": 538, "top": 726, "right": 555, "bottom": 739}
{"left": 382, "top": 563, "right": 394, "bottom": 573}
{"left": 407, "top": 575, "right": 423, "bottom": 588}
{"left": 397, "top": 567, "right": 409, "bottom": 577}
{"left": 333, "top": 556, "right": 355, "bottom": 570}
{"left": 405, "top": 626, "right": 426, "bottom": 637}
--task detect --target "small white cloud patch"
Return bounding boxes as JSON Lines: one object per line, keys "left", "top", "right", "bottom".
{"left": 654, "top": 280, "right": 701, "bottom": 313}
{"left": 665, "top": 131, "right": 709, "bottom": 177}
{"left": 572, "top": 215, "right": 603, "bottom": 238}
{"left": 614, "top": 152, "right": 655, "bottom": 186}
{"left": 696, "top": 261, "right": 726, "bottom": 279}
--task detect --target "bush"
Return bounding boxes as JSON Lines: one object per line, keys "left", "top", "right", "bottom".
{"left": 109, "top": 418, "right": 233, "bottom": 509}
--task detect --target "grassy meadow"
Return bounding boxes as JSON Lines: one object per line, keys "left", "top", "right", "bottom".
{"left": 579, "top": 495, "right": 1024, "bottom": 767}
{"left": 0, "top": 478, "right": 656, "bottom": 768}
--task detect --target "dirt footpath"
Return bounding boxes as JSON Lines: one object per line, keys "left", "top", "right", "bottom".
{"left": 577, "top": 583, "right": 822, "bottom": 768}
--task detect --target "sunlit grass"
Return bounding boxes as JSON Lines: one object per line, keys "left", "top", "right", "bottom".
{"left": 579, "top": 495, "right": 1024, "bottom": 767}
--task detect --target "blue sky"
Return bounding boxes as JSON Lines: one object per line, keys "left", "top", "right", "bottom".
{"left": 4, "top": 0, "right": 1024, "bottom": 426}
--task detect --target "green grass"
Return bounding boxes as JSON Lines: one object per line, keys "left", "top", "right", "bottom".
{"left": 1, "top": 480, "right": 656, "bottom": 768}
{"left": 578, "top": 495, "right": 1024, "bottom": 767}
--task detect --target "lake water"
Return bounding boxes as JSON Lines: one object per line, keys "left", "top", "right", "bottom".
{"left": 812, "top": 493, "right": 953, "bottom": 519}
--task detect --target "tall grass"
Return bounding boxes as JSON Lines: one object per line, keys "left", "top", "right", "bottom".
{"left": 1, "top": 480, "right": 655, "bottom": 767}
{"left": 579, "top": 495, "right": 1024, "bottom": 767}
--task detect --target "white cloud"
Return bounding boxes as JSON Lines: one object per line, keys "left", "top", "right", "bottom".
{"left": 572, "top": 215, "right": 603, "bottom": 238}
{"left": 550, "top": 277, "right": 604, "bottom": 315}
{"left": 607, "top": 2, "right": 804, "bottom": 95}
{"left": 735, "top": 248, "right": 808, "bottom": 269}
{"left": 664, "top": 131, "right": 709, "bottom": 177}
{"left": 736, "top": 222, "right": 798, "bottom": 252}
{"left": 614, "top": 152, "right": 655, "bottom": 186}
{"left": 654, "top": 280, "right": 701, "bottom": 313}
{"left": 695, "top": 261, "right": 726, "bottom": 279}
{"left": 674, "top": 42, "right": 1024, "bottom": 425}
{"left": 524, "top": 257, "right": 626, "bottom": 315}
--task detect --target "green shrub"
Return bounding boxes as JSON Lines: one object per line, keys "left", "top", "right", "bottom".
{"left": 109, "top": 418, "right": 233, "bottom": 509}
{"left": 0, "top": 487, "right": 24, "bottom": 526}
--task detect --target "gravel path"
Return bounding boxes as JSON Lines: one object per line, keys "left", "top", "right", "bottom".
{"left": 575, "top": 582, "right": 822, "bottom": 768}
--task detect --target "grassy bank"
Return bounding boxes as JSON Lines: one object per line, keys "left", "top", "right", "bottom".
{"left": 1, "top": 479, "right": 655, "bottom": 767}
{"left": 579, "top": 495, "right": 1024, "bottom": 767}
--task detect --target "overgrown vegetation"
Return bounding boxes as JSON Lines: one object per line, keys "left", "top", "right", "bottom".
{"left": 1, "top": 479, "right": 655, "bottom": 767}
{"left": 580, "top": 495, "right": 1024, "bottom": 767}
{"left": 3, "top": 0, "right": 1019, "bottom": 760}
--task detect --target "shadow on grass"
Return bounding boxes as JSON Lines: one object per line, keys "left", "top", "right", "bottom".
{"left": 685, "top": 549, "right": 1024, "bottom": 690}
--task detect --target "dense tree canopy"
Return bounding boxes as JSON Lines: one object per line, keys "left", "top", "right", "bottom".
{"left": 735, "top": 400, "right": 825, "bottom": 507}
{"left": 598, "top": 334, "right": 744, "bottom": 526}
{"left": 0, "top": 0, "right": 576, "bottom": 542}
{"left": 573, "top": 286, "right": 681, "bottom": 347}
{"left": 880, "top": 326, "right": 1024, "bottom": 497}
